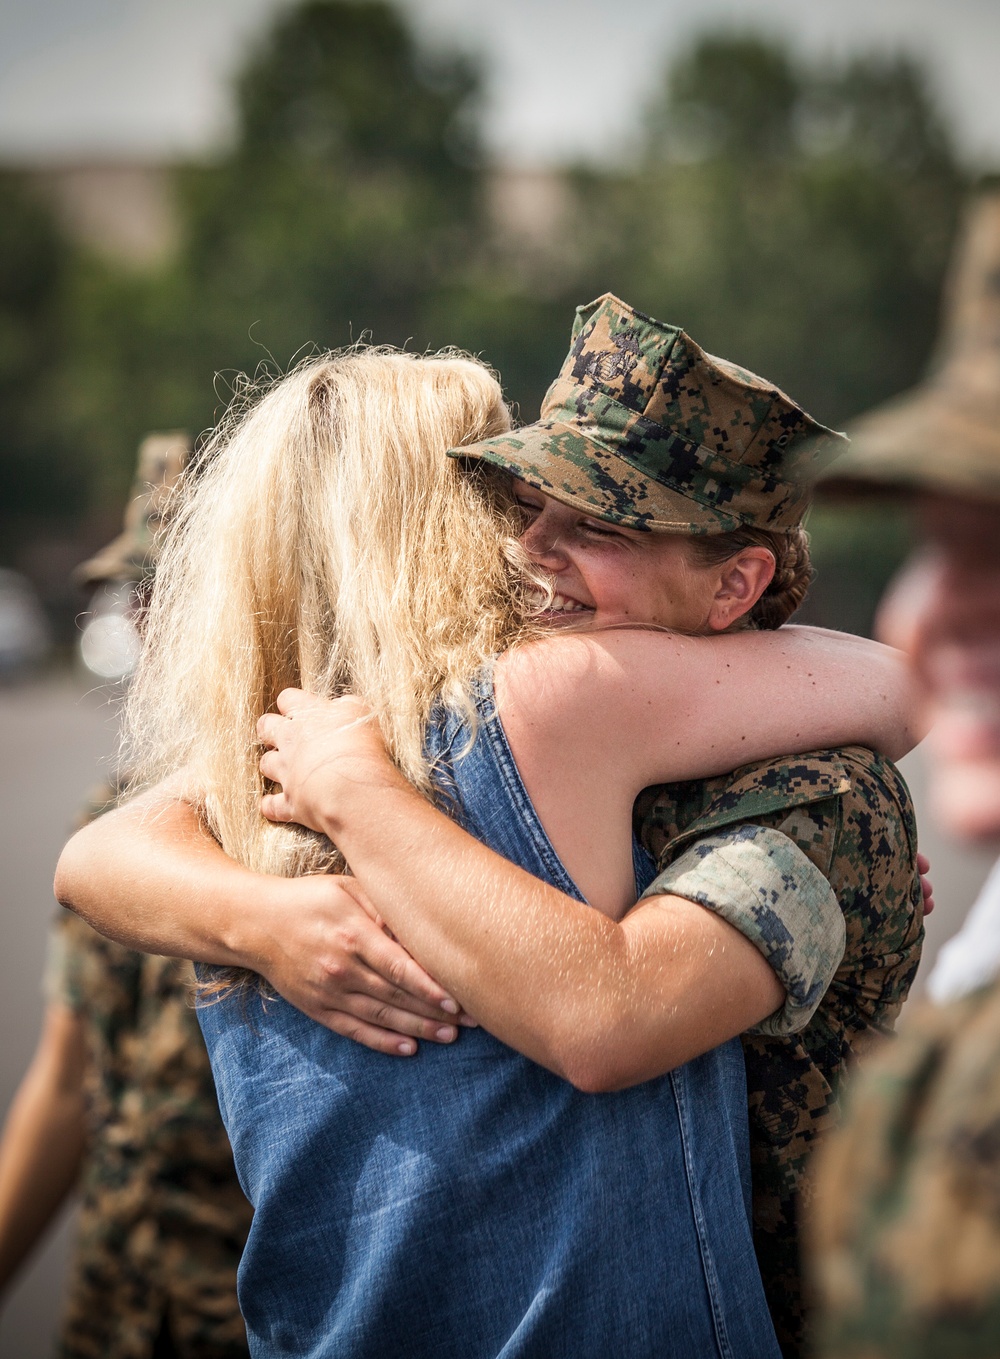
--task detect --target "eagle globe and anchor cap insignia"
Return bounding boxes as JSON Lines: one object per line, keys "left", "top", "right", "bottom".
{"left": 450, "top": 293, "right": 848, "bottom": 534}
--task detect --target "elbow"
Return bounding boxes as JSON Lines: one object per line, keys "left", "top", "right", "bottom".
{"left": 54, "top": 830, "right": 90, "bottom": 914}
{"left": 547, "top": 1011, "right": 639, "bottom": 1095}
{"left": 563, "top": 1057, "right": 624, "bottom": 1096}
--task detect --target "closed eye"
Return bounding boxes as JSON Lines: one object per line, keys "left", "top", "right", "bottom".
{"left": 581, "top": 519, "right": 626, "bottom": 539}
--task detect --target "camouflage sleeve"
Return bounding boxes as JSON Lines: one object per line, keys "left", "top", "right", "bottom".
{"left": 640, "top": 824, "right": 846, "bottom": 1036}
{"left": 42, "top": 912, "right": 86, "bottom": 1010}
{"left": 811, "top": 984, "right": 1000, "bottom": 1356}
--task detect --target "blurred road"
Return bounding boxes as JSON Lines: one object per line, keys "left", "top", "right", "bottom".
{"left": 0, "top": 675, "right": 996, "bottom": 1357}
{"left": 0, "top": 673, "right": 119, "bottom": 1359}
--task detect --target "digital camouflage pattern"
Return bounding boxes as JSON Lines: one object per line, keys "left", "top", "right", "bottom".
{"left": 452, "top": 293, "right": 848, "bottom": 533}
{"left": 635, "top": 745, "right": 923, "bottom": 1358}
{"left": 811, "top": 980, "right": 1000, "bottom": 1358}
{"left": 48, "top": 900, "right": 251, "bottom": 1357}
{"left": 650, "top": 821, "right": 848, "bottom": 1037}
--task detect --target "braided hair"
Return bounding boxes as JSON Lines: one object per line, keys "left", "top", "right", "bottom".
{"left": 686, "top": 524, "right": 812, "bottom": 630}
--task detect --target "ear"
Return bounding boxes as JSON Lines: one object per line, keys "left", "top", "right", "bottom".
{"left": 706, "top": 547, "right": 776, "bottom": 632}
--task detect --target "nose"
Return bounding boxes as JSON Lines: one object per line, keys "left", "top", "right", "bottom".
{"left": 518, "top": 511, "right": 568, "bottom": 570}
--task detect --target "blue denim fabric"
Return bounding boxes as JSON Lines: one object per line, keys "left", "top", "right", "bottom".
{"left": 198, "top": 675, "right": 780, "bottom": 1358}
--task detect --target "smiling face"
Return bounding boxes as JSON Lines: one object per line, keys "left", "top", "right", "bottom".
{"left": 877, "top": 493, "right": 1000, "bottom": 840}
{"left": 513, "top": 479, "right": 728, "bottom": 634}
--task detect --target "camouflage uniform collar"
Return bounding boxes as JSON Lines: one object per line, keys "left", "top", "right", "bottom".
{"left": 649, "top": 750, "right": 852, "bottom": 861}
{"left": 451, "top": 293, "right": 847, "bottom": 534}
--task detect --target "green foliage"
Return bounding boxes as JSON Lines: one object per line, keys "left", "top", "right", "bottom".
{"left": 647, "top": 32, "right": 800, "bottom": 162}
{"left": 573, "top": 37, "right": 964, "bottom": 431}
{"left": 800, "top": 504, "right": 915, "bottom": 637}
{"left": 0, "top": 173, "right": 80, "bottom": 529}
{"left": 63, "top": 0, "right": 487, "bottom": 502}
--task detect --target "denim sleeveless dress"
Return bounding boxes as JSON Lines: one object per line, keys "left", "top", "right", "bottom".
{"left": 197, "top": 676, "right": 780, "bottom": 1358}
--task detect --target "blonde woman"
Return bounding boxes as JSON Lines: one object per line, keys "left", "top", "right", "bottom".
{"left": 57, "top": 315, "right": 916, "bottom": 1356}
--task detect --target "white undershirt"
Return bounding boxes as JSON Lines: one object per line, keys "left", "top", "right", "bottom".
{"left": 926, "top": 856, "right": 1000, "bottom": 1005}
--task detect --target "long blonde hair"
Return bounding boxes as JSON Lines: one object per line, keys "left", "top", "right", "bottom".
{"left": 123, "top": 348, "right": 538, "bottom": 878}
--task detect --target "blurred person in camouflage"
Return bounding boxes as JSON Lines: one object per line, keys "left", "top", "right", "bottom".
{"left": 0, "top": 434, "right": 251, "bottom": 1358}
{"left": 59, "top": 299, "right": 926, "bottom": 1358}
{"left": 811, "top": 186, "right": 1000, "bottom": 1356}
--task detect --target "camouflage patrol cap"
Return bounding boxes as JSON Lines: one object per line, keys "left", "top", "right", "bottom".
{"left": 821, "top": 189, "right": 1000, "bottom": 504}
{"left": 74, "top": 432, "right": 191, "bottom": 586}
{"left": 450, "top": 293, "right": 848, "bottom": 533}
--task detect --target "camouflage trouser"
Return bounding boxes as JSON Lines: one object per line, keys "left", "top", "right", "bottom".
{"left": 57, "top": 1199, "right": 249, "bottom": 1359}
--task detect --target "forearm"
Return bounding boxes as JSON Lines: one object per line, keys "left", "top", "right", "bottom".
{"left": 54, "top": 791, "right": 269, "bottom": 970}
{"left": 0, "top": 1007, "right": 86, "bottom": 1295}
{"left": 55, "top": 783, "right": 465, "bottom": 1049}
{"left": 321, "top": 775, "right": 777, "bottom": 1088}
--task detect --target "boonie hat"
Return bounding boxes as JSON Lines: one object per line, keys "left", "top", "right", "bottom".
{"left": 75, "top": 432, "right": 191, "bottom": 586}
{"left": 821, "top": 188, "right": 1000, "bottom": 504}
{"left": 451, "top": 293, "right": 847, "bottom": 534}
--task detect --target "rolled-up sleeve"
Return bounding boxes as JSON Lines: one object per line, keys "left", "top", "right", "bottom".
{"left": 640, "top": 823, "right": 846, "bottom": 1036}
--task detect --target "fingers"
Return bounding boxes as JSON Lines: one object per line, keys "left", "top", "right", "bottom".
{"left": 916, "top": 853, "right": 935, "bottom": 914}
{"left": 257, "top": 713, "right": 281, "bottom": 747}
{"left": 260, "top": 792, "right": 294, "bottom": 823}
{"left": 275, "top": 688, "right": 310, "bottom": 715}
{"left": 342, "top": 988, "right": 460, "bottom": 1043}
{"left": 316, "top": 1011, "right": 422, "bottom": 1057}
{"left": 362, "top": 930, "right": 467, "bottom": 1018}
{"left": 350, "top": 962, "right": 468, "bottom": 1025}
{"left": 308, "top": 992, "right": 463, "bottom": 1057}
{"left": 259, "top": 749, "right": 281, "bottom": 781}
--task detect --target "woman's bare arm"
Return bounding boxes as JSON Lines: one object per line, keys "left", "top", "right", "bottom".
{"left": 54, "top": 791, "right": 468, "bottom": 1055}
{"left": 259, "top": 692, "right": 783, "bottom": 1088}
{"left": 57, "top": 623, "right": 913, "bottom": 1082}
{"left": 493, "top": 625, "right": 916, "bottom": 911}
{"left": 0, "top": 1004, "right": 86, "bottom": 1296}
{"left": 255, "top": 625, "right": 914, "bottom": 1085}
{"left": 497, "top": 624, "right": 917, "bottom": 801}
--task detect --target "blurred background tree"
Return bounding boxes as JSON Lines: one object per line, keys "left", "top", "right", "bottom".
{"left": 0, "top": 2, "right": 974, "bottom": 637}
{"left": 0, "top": 175, "right": 78, "bottom": 538}
{"left": 558, "top": 32, "right": 966, "bottom": 630}
{"left": 62, "top": 0, "right": 486, "bottom": 504}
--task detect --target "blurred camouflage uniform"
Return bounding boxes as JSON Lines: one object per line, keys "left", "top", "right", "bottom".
{"left": 48, "top": 912, "right": 251, "bottom": 1359}
{"left": 53, "top": 434, "right": 251, "bottom": 1359}
{"left": 809, "top": 190, "right": 1000, "bottom": 1357}
{"left": 636, "top": 746, "right": 922, "bottom": 1357}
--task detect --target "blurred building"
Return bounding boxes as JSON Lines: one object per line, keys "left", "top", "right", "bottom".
{"left": 21, "top": 160, "right": 178, "bottom": 267}
{"left": 12, "top": 156, "right": 569, "bottom": 271}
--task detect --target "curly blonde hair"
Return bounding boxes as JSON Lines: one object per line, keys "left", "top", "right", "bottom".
{"left": 123, "top": 348, "right": 543, "bottom": 879}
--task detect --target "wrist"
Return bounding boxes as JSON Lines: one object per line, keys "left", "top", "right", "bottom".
{"left": 318, "top": 754, "right": 415, "bottom": 844}
{"left": 207, "top": 868, "right": 278, "bottom": 973}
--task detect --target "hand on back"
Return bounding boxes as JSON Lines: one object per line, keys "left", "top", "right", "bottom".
{"left": 253, "top": 870, "right": 473, "bottom": 1055}
{"left": 258, "top": 689, "right": 404, "bottom": 836}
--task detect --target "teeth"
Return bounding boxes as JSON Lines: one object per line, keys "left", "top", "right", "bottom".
{"left": 529, "top": 589, "right": 588, "bottom": 613}
{"left": 551, "top": 593, "right": 587, "bottom": 612}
